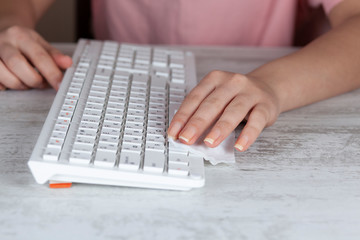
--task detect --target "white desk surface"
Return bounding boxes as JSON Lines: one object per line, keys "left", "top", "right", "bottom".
{"left": 1, "top": 43, "right": 359, "bottom": 240}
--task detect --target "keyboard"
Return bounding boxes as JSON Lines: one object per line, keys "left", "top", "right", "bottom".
{"left": 28, "top": 39, "right": 205, "bottom": 191}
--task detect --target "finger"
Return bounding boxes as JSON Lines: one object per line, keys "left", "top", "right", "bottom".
{"left": 177, "top": 81, "right": 246, "bottom": 145}
{"left": 37, "top": 36, "right": 73, "bottom": 69}
{"left": 234, "top": 104, "right": 269, "bottom": 152}
{"left": 0, "top": 59, "right": 28, "bottom": 90}
{"left": 168, "top": 70, "right": 228, "bottom": 139}
{"left": 203, "top": 94, "right": 255, "bottom": 147}
{"left": 0, "top": 83, "right": 6, "bottom": 91}
{"left": 0, "top": 44, "right": 44, "bottom": 89}
{"left": 18, "top": 39, "right": 63, "bottom": 90}
{"left": 168, "top": 81, "right": 215, "bottom": 139}
{"left": 52, "top": 52, "right": 73, "bottom": 70}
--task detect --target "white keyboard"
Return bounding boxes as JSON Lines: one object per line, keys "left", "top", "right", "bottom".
{"left": 28, "top": 39, "right": 205, "bottom": 190}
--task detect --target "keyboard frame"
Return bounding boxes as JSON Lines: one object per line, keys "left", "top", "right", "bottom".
{"left": 28, "top": 39, "right": 205, "bottom": 191}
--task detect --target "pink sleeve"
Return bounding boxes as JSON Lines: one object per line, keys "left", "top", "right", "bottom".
{"left": 308, "top": 0, "right": 343, "bottom": 14}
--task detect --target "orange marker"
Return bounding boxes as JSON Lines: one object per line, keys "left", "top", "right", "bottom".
{"left": 49, "top": 181, "right": 72, "bottom": 188}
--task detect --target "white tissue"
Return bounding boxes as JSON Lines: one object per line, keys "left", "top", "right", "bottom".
{"left": 168, "top": 131, "right": 236, "bottom": 165}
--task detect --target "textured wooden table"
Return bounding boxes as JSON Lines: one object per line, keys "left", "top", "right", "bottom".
{"left": 1, "top": 43, "right": 359, "bottom": 240}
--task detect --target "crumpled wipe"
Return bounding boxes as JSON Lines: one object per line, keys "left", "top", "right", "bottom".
{"left": 168, "top": 131, "right": 236, "bottom": 165}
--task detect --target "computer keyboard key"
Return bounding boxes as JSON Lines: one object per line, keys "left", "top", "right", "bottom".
{"left": 50, "top": 131, "right": 66, "bottom": 140}
{"left": 73, "top": 143, "right": 94, "bottom": 153}
{"left": 169, "top": 95, "right": 184, "bottom": 104}
{"left": 99, "top": 135, "right": 119, "bottom": 143}
{"left": 148, "top": 115, "right": 165, "bottom": 122}
{"left": 94, "top": 150, "right": 117, "bottom": 167}
{"left": 125, "top": 122, "right": 144, "bottom": 130}
{"left": 146, "top": 128, "right": 165, "bottom": 137}
{"left": 47, "top": 138, "right": 64, "bottom": 149}
{"left": 107, "top": 102, "right": 126, "bottom": 110}
{"left": 113, "top": 71, "right": 131, "bottom": 79}
{"left": 61, "top": 105, "right": 75, "bottom": 112}
{"left": 87, "top": 97, "right": 105, "bottom": 105}
{"left": 77, "top": 128, "right": 97, "bottom": 138}
{"left": 93, "top": 80, "right": 111, "bottom": 88}
{"left": 145, "top": 135, "right": 165, "bottom": 143}
{"left": 188, "top": 156, "right": 205, "bottom": 180}
{"left": 169, "top": 145, "right": 188, "bottom": 155}
{"left": 97, "top": 142, "right": 118, "bottom": 152}
{"left": 169, "top": 152, "right": 190, "bottom": 166}
{"left": 102, "top": 121, "right": 121, "bottom": 129}
{"left": 149, "top": 92, "right": 166, "bottom": 99}
{"left": 58, "top": 111, "right": 73, "bottom": 120}
{"left": 143, "top": 151, "right": 165, "bottom": 173}
{"left": 101, "top": 127, "right": 121, "bottom": 137}
{"left": 69, "top": 151, "right": 91, "bottom": 164}
{"left": 122, "top": 142, "right": 142, "bottom": 153}
{"left": 123, "top": 135, "right": 143, "bottom": 145}
{"left": 168, "top": 163, "right": 189, "bottom": 176}
{"left": 105, "top": 108, "right": 124, "bottom": 117}
{"left": 147, "top": 121, "right": 165, "bottom": 130}
{"left": 169, "top": 58, "right": 185, "bottom": 68}
{"left": 75, "top": 135, "right": 96, "bottom": 145}
{"left": 81, "top": 115, "right": 101, "bottom": 123}
{"left": 151, "top": 75, "right": 168, "bottom": 87}
{"left": 85, "top": 102, "right": 103, "bottom": 111}
{"left": 128, "top": 103, "right": 146, "bottom": 111}
{"left": 43, "top": 147, "right": 61, "bottom": 161}
{"left": 127, "top": 109, "right": 146, "bottom": 117}
{"left": 83, "top": 108, "right": 102, "bottom": 117}
{"left": 126, "top": 115, "right": 145, "bottom": 123}
{"left": 119, "top": 152, "right": 141, "bottom": 171}
{"left": 53, "top": 124, "right": 69, "bottom": 133}
{"left": 145, "top": 141, "right": 165, "bottom": 151}
{"left": 95, "top": 68, "right": 112, "bottom": 78}
{"left": 104, "top": 114, "right": 123, "bottom": 123}
{"left": 79, "top": 122, "right": 98, "bottom": 131}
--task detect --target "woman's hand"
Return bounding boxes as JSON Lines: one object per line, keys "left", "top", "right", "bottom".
{"left": 168, "top": 70, "right": 281, "bottom": 152}
{"left": 0, "top": 25, "right": 72, "bottom": 90}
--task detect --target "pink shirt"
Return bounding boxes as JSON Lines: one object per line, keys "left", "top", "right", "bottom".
{"left": 92, "top": 0, "right": 342, "bottom": 46}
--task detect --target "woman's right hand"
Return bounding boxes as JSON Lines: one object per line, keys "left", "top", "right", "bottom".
{"left": 0, "top": 25, "right": 72, "bottom": 91}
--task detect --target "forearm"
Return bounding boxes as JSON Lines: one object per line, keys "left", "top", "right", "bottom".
{"left": 0, "top": 0, "right": 54, "bottom": 30}
{"left": 248, "top": 14, "right": 360, "bottom": 113}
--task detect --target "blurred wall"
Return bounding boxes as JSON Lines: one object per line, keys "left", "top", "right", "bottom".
{"left": 35, "top": 0, "right": 76, "bottom": 42}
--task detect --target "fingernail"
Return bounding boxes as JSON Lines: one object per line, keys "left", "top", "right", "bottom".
{"left": 204, "top": 138, "right": 214, "bottom": 145}
{"left": 234, "top": 144, "right": 244, "bottom": 151}
{"left": 235, "top": 135, "right": 248, "bottom": 152}
{"left": 179, "top": 126, "right": 197, "bottom": 143}
{"left": 168, "top": 122, "right": 183, "bottom": 139}
{"left": 204, "top": 128, "right": 221, "bottom": 146}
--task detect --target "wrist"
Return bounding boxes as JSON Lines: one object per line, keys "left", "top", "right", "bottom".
{"left": 246, "top": 71, "right": 288, "bottom": 114}
{"left": 0, "top": 15, "right": 35, "bottom": 32}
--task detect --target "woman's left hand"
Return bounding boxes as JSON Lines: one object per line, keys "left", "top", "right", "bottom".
{"left": 167, "top": 70, "right": 281, "bottom": 152}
